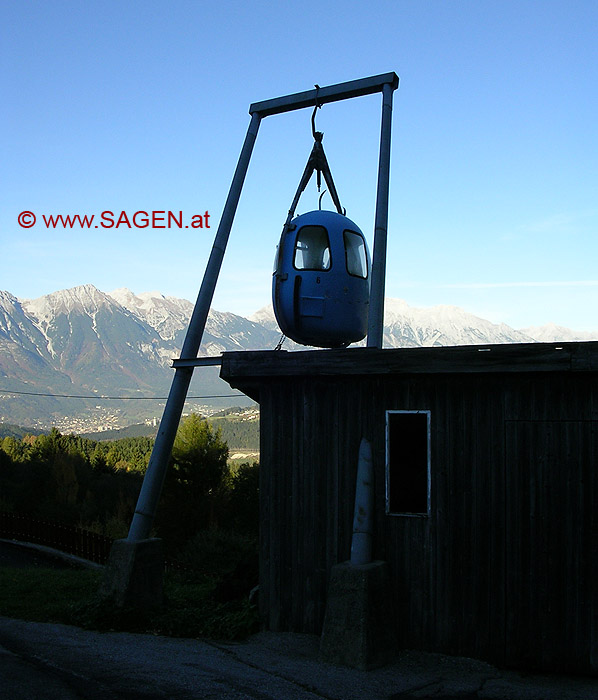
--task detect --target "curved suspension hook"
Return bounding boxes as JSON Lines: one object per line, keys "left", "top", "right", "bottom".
{"left": 278, "top": 84, "right": 344, "bottom": 225}
{"left": 311, "top": 84, "right": 323, "bottom": 143}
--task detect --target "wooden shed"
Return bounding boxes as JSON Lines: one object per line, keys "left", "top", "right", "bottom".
{"left": 220, "top": 342, "right": 598, "bottom": 674}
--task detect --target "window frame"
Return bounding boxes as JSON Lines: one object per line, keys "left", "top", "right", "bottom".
{"left": 292, "top": 225, "right": 332, "bottom": 272}
{"left": 385, "top": 409, "right": 431, "bottom": 517}
{"left": 343, "top": 229, "right": 368, "bottom": 279}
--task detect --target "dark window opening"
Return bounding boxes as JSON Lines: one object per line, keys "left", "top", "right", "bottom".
{"left": 386, "top": 410, "right": 430, "bottom": 516}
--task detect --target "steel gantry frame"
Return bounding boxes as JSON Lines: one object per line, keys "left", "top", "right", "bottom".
{"left": 127, "top": 71, "right": 399, "bottom": 542}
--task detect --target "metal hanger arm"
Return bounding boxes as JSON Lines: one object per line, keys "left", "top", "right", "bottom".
{"left": 250, "top": 72, "right": 399, "bottom": 118}
{"left": 316, "top": 144, "right": 344, "bottom": 215}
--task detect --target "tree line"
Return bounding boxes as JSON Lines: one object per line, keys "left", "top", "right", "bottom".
{"left": 0, "top": 416, "right": 259, "bottom": 552}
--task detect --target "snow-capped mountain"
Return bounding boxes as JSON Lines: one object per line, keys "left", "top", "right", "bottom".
{"left": 108, "top": 289, "right": 282, "bottom": 353}
{"left": 0, "top": 291, "right": 70, "bottom": 391}
{"left": 381, "top": 298, "right": 536, "bottom": 347}
{"left": 1, "top": 285, "right": 284, "bottom": 395}
{"left": 0, "top": 290, "right": 51, "bottom": 359}
{"left": 252, "top": 300, "right": 538, "bottom": 348}
{"left": 20, "top": 285, "right": 172, "bottom": 390}
{"left": 1, "top": 283, "right": 596, "bottom": 429}
{"left": 250, "top": 306, "right": 280, "bottom": 332}
{"left": 108, "top": 288, "right": 193, "bottom": 342}
{"left": 0, "top": 285, "right": 282, "bottom": 427}
{"left": 521, "top": 323, "right": 598, "bottom": 343}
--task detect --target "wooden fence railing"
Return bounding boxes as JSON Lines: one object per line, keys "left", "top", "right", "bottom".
{"left": 0, "top": 512, "right": 114, "bottom": 565}
{"left": 0, "top": 512, "right": 192, "bottom": 572}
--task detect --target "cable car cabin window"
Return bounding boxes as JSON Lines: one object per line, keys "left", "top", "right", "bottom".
{"left": 386, "top": 410, "right": 431, "bottom": 517}
{"left": 344, "top": 230, "right": 368, "bottom": 278}
{"left": 294, "top": 226, "right": 331, "bottom": 271}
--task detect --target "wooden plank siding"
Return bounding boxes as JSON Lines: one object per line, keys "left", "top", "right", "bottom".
{"left": 505, "top": 420, "right": 596, "bottom": 673}
{"left": 221, "top": 342, "right": 598, "bottom": 674}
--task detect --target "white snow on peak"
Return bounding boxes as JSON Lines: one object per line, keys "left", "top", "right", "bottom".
{"left": 0, "top": 290, "right": 19, "bottom": 304}
{"left": 108, "top": 288, "right": 262, "bottom": 343}
{"left": 251, "top": 298, "right": 536, "bottom": 348}
{"left": 107, "top": 287, "right": 140, "bottom": 308}
{"left": 23, "top": 284, "right": 116, "bottom": 323}
{"left": 250, "top": 305, "right": 278, "bottom": 331}
{"left": 0, "top": 292, "right": 29, "bottom": 338}
{"left": 137, "top": 290, "right": 168, "bottom": 302}
{"left": 4, "top": 285, "right": 598, "bottom": 357}
{"left": 108, "top": 288, "right": 193, "bottom": 340}
{"left": 0, "top": 291, "right": 22, "bottom": 317}
{"left": 381, "top": 297, "right": 535, "bottom": 347}
{"left": 522, "top": 323, "right": 598, "bottom": 343}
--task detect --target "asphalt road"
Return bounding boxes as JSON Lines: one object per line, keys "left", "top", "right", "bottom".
{"left": 1, "top": 616, "right": 598, "bottom": 700}
{"left": 1, "top": 542, "right": 597, "bottom": 699}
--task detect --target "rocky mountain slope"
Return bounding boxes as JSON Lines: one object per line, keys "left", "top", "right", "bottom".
{"left": 1, "top": 284, "right": 596, "bottom": 430}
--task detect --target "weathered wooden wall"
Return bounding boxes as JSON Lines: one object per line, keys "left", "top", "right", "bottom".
{"left": 221, "top": 343, "right": 598, "bottom": 674}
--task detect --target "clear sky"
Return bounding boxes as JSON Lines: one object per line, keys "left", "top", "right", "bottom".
{"left": 2, "top": 0, "right": 597, "bottom": 331}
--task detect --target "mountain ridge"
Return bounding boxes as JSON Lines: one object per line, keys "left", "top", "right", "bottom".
{"left": 2, "top": 284, "right": 597, "bottom": 431}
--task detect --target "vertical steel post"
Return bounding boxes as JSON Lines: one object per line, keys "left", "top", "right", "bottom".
{"left": 367, "top": 82, "right": 395, "bottom": 348}
{"left": 127, "top": 111, "right": 262, "bottom": 542}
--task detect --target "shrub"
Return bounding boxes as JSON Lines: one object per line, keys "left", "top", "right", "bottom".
{"left": 177, "top": 528, "right": 258, "bottom": 602}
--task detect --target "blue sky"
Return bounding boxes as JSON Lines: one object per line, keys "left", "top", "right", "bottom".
{"left": 2, "top": 0, "right": 597, "bottom": 330}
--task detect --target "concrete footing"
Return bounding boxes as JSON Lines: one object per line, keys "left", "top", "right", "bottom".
{"left": 98, "top": 538, "right": 164, "bottom": 609}
{"left": 319, "top": 560, "right": 396, "bottom": 670}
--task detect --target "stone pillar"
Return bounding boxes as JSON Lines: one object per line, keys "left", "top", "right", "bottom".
{"left": 98, "top": 538, "right": 164, "bottom": 609}
{"left": 320, "top": 560, "right": 396, "bottom": 670}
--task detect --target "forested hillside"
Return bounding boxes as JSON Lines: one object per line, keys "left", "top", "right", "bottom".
{"left": 209, "top": 410, "right": 259, "bottom": 451}
{"left": 0, "top": 423, "right": 45, "bottom": 440}
{"left": 76, "top": 408, "right": 261, "bottom": 451}
{"left": 0, "top": 416, "right": 259, "bottom": 549}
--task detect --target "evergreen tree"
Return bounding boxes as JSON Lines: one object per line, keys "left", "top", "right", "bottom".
{"left": 158, "top": 414, "right": 229, "bottom": 545}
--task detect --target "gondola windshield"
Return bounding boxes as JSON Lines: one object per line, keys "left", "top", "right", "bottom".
{"left": 294, "top": 226, "right": 331, "bottom": 270}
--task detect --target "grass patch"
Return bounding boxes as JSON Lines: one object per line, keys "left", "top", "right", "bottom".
{"left": 0, "top": 566, "right": 258, "bottom": 640}
{"left": 0, "top": 566, "right": 100, "bottom": 622}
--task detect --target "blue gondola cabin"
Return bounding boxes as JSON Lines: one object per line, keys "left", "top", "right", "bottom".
{"left": 272, "top": 210, "right": 371, "bottom": 348}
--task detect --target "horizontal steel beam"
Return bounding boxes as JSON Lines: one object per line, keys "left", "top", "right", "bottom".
{"left": 249, "top": 72, "right": 399, "bottom": 118}
{"left": 172, "top": 357, "right": 223, "bottom": 368}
